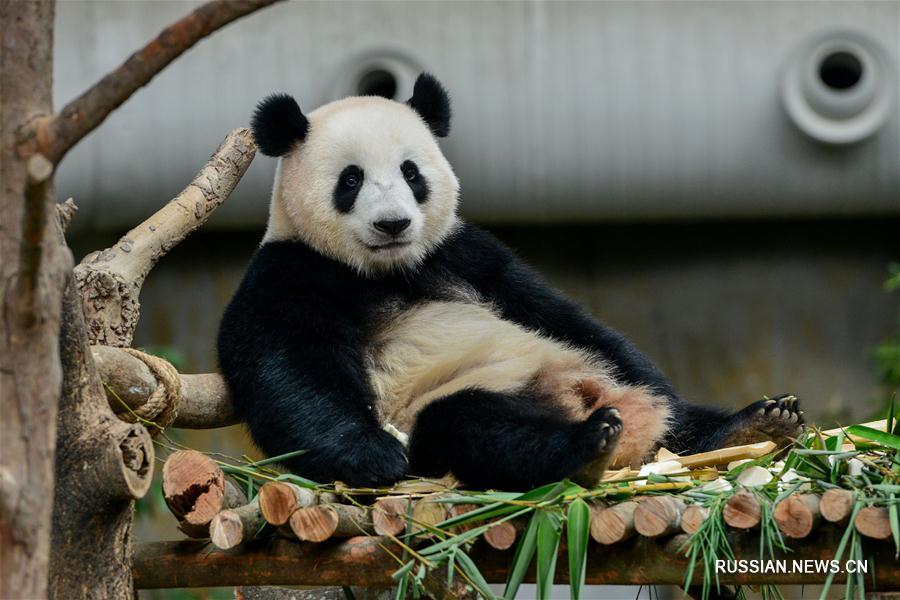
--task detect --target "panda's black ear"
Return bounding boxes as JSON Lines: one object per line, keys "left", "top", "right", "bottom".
{"left": 407, "top": 73, "right": 451, "bottom": 138}
{"left": 251, "top": 93, "right": 309, "bottom": 157}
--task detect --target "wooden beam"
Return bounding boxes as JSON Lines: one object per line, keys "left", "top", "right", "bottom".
{"left": 133, "top": 530, "right": 900, "bottom": 589}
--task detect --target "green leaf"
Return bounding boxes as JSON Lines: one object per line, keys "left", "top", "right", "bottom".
{"left": 503, "top": 513, "right": 538, "bottom": 600}
{"left": 455, "top": 550, "right": 496, "bottom": 599}
{"left": 566, "top": 499, "right": 591, "bottom": 600}
{"left": 393, "top": 560, "right": 414, "bottom": 600}
{"left": 846, "top": 425, "right": 900, "bottom": 451}
{"left": 535, "top": 510, "right": 563, "bottom": 600}
{"left": 889, "top": 494, "right": 899, "bottom": 559}
{"left": 820, "top": 497, "right": 862, "bottom": 600}
{"left": 888, "top": 397, "right": 896, "bottom": 437}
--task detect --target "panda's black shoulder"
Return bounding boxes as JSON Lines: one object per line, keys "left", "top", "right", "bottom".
{"left": 426, "top": 222, "right": 536, "bottom": 289}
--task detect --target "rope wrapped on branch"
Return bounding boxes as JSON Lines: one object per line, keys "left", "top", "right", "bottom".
{"left": 93, "top": 345, "right": 236, "bottom": 429}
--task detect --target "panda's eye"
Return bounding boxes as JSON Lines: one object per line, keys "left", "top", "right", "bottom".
{"left": 402, "top": 162, "right": 419, "bottom": 181}
{"left": 343, "top": 172, "right": 361, "bottom": 188}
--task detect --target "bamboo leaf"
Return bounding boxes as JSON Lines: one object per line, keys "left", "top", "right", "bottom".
{"left": 535, "top": 510, "right": 563, "bottom": 600}
{"left": 503, "top": 513, "right": 538, "bottom": 600}
{"left": 455, "top": 550, "right": 496, "bottom": 599}
{"left": 889, "top": 494, "right": 899, "bottom": 559}
{"left": 566, "top": 499, "right": 590, "bottom": 600}
{"left": 888, "top": 397, "right": 896, "bottom": 437}
{"left": 393, "top": 560, "right": 414, "bottom": 600}
{"left": 845, "top": 425, "right": 900, "bottom": 451}
{"left": 820, "top": 498, "right": 862, "bottom": 600}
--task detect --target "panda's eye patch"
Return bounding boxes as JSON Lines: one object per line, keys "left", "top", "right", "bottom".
{"left": 334, "top": 165, "right": 364, "bottom": 213}
{"left": 401, "top": 160, "right": 429, "bottom": 204}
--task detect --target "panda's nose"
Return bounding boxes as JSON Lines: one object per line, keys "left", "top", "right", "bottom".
{"left": 373, "top": 218, "right": 411, "bottom": 237}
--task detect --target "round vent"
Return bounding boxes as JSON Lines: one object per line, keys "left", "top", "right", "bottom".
{"left": 329, "top": 48, "right": 425, "bottom": 103}
{"left": 781, "top": 30, "right": 897, "bottom": 144}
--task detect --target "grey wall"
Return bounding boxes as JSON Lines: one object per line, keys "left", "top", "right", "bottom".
{"left": 55, "top": 1, "right": 899, "bottom": 234}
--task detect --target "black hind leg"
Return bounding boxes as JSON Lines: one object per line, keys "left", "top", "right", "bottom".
{"left": 672, "top": 394, "right": 805, "bottom": 453}
{"left": 408, "top": 388, "right": 622, "bottom": 490}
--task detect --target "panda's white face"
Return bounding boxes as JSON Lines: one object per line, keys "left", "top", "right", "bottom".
{"left": 264, "top": 96, "right": 460, "bottom": 275}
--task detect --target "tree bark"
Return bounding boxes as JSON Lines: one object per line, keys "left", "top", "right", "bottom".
{"left": 92, "top": 345, "right": 237, "bottom": 428}
{"left": 133, "top": 530, "right": 900, "bottom": 589}
{"left": 0, "top": 1, "right": 66, "bottom": 597}
{"left": 49, "top": 280, "right": 155, "bottom": 599}
{"left": 74, "top": 128, "right": 256, "bottom": 347}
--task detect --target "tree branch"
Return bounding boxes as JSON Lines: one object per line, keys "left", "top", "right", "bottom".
{"left": 74, "top": 128, "right": 256, "bottom": 347}
{"left": 92, "top": 345, "right": 236, "bottom": 429}
{"left": 36, "top": 0, "right": 283, "bottom": 164}
{"left": 133, "top": 530, "right": 900, "bottom": 589}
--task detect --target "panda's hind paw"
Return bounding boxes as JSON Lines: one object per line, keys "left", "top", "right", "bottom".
{"left": 723, "top": 394, "right": 805, "bottom": 448}
{"left": 572, "top": 407, "right": 622, "bottom": 487}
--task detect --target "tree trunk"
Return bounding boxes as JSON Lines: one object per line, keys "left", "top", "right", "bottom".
{"left": 0, "top": 1, "right": 65, "bottom": 597}
{"left": 49, "top": 279, "right": 154, "bottom": 598}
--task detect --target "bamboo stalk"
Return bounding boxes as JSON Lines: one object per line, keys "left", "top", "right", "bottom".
{"left": 289, "top": 504, "right": 374, "bottom": 542}
{"left": 675, "top": 441, "right": 777, "bottom": 469}
{"left": 634, "top": 497, "right": 685, "bottom": 537}
{"left": 774, "top": 494, "right": 820, "bottom": 539}
{"left": 258, "top": 482, "right": 316, "bottom": 526}
{"left": 210, "top": 498, "right": 265, "bottom": 550}
{"left": 591, "top": 501, "right": 638, "bottom": 545}
{"left": 723, "top": 489, "right": 762, "bottom": 530}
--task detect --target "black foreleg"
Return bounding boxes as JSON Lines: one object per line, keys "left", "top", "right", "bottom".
{"left": 408, "top": 388, "right": 621, "bottom": 491}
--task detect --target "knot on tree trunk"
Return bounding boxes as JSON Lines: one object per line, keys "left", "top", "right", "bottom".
{"left": 73, "top": 266, "right": 140, "bottom": 347}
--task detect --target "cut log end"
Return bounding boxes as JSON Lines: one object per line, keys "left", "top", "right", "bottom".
{"left": 634, "top": 497, "right": 685, "bottom": 538}
{"left": 820, "top": 489, "right": 855, "bottom": 524}
{"left": 259, "top": 482, "right": 315, "bottom": 526}
{"left": 680, "top": 505, "right": 710, "bottom": 535}
{"left": 210, "top": 511, "right": 244, "bottom": 550}
{"left": 774, "top": 494, "right": 821, "bottom": 539}
{"left": 483, "top": 521, "right": 518, "bottom": 550}
{"left": 591, "top": 502, "right": 638, "bottom": 545}
{"left": 289, "top": 504, "right": 374, "bottom": 542}
{"left": 162, "top": 450, "right": 225, "bottom": 525}
{"left": 723, "top": 489, "right": 762, "bottom": 530}
{"left": 855, "top": 506, "right": 892, "bottom": 540}
{"left": 372, "top": 497, "right": 411, "bottom": 537}
{"left": 290, "top": 506, "right": 340, "bottom": 542}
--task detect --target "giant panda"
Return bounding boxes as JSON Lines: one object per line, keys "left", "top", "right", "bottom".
{"left": 217, "top": 73, "right": 804, "bottom": 490}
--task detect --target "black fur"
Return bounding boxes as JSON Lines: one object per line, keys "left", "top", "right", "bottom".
{"left": 401, "top": 160, "right": 429, "bottom": 203}
{"left": 251, "top": 93, "right": 309, "bottom": 157}
{"left": 407, "top": 73, "right": 451, "bottom": 138}
{"left": 218, "top": 223, "right": 801, "bottom": 489}
{"left": 333, "top": 165, "right": 364, "bottom": 213}
{"left": 410, "top": 392, "right": 622, "bottom": 490}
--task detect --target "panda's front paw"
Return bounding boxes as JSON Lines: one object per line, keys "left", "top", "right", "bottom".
{"left": 341, "top": 429, "right": 409, "bottom": 488}
{"left": 723, "top": 394, "right": 805, "bottom": 448}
